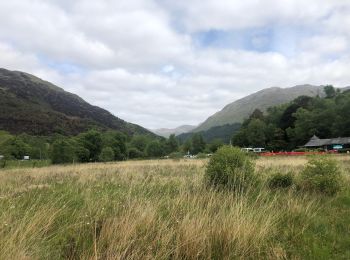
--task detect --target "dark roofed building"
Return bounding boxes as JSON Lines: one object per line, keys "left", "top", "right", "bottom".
{"left": 304, "top": 135, "right": 330, "bottom": 147}
{"left": 305, "top": 135, "right": 350, "bottom": 150}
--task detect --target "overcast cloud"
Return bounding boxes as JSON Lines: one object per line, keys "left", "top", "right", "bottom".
{"left": 1, "top": 0, "right": 350, "bottom": 129}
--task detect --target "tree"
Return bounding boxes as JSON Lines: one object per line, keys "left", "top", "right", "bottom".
{"left": 75, "top": 144, "right": 90, "bottom": 162}
{"left": 279, "top": 103, "right": 300, "bottom": 130}
{"left": 290, "top": 100, "right": 337, "bottom": 146}
{"left": 267, "top": 127, "right": 288, "bottom": 151}
{"left": 232, "top": 129, "right": 248, "bottom": 147}
{"left": 128, "top": 147, "right": 144, "bottom": 159}
{"left": 324, "top": 85, "right": 336, "bottom": 98}
{"left": 51, "top": 139, "right": 75, "bottom": 164}
{"left": 246, "top": 119, "right": 267, "bottom": 147}
{"left": 99, "top": 147, "right": 115, "bottom": 162}
{"left": 332, "top": 92, "right": 350, "bottom": 136}
{"left": 146, "top": 141, "right": 165, "bottom": 157}
{"left": 249, "top": 109, "right": 264, "bottom": 120}
{"left": 191, "top": 133, "right": 206, "bottom": 154}
{"left": 102, "top": 131, "right": 127, "bottom": 160}
{"left": 294, "top": 95, "right": 313, "bottom": 108}
{"left": 182, "top": 139, "right": 192, "bottom": 154}
{"left": 1, "top": 137, "right": 30, "bottom": 159}
{"left": 208, "top": 139, "right": 224, "bottom": 153}
{"left": 130, "top": 135, "right": 150, "bottom": 153}
{"left": 78, "top": 130, "right": 102, "bottom": 161}
{"left": 165, "top": 134, "right": 179, "bottom": 154}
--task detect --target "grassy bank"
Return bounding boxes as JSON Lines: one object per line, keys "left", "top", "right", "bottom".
{"left": 0, "top": 157, "right": 349, "bottom": 259}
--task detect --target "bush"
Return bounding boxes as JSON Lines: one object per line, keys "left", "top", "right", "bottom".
{"left": 0, "top": 160, "right": 6, "bottom": 169}
{"left": 299, "top": 157, "right": 342, "bottom": 196}
{"left": 205, "top": 146, "right": 255, "bottom": 191}
{"left": 196, "top": 153, "right": 208, "bottom": 159}
{"left": 268, "top": 172, "right": 293, "bottom": 189}
{"left": 99, "top": 147, "right": 115, "bottom": 162}
{"left": 168, "top": 152, "right": 183, "bottom": 159}
{"left": 294, "top": 148, "right": 307, "bottom": 152}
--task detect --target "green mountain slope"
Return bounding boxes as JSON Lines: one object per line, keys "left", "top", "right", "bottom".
{"left": 0, "top": 68, "right": 153, "bottom": 136}
{"left": 177, "top": 123, "right": 241, "bottom": 144}
{"left": 193, "top": 85, "right": 325, "bottom": 132}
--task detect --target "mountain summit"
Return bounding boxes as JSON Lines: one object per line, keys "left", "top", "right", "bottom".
{"left": 151, "top": 125, "right": 196, "bottom": 138}
{"left": 0, "top": 68, "right": 153, "bottom": 136}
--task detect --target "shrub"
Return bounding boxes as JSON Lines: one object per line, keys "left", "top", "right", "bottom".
{"left": 168, "top": 152, "right": 183, "bottom": 159}
{"left": 205, "top": 146, "right": 255, "bottom": 191}
{"left": 196, "top": 153, "right": 208, "bottom": 159}
{"left": 299, "top": 157, "right": 342, "bottom": 196}
{"left": 294, "top": 148, "right": 307, "bottom": 152}
{"left": 268, "top": 172, "right": 293, "bottom": 189}
{"left": 99, "top": 147, "right": 115, "bottom": 162}
{"left": 0, "top": 160, "right": 6, "bottom": 169}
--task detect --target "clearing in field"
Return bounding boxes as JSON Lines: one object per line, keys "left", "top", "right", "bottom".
{"left": 0, "top": 156, "right": 350, "bottom": 259}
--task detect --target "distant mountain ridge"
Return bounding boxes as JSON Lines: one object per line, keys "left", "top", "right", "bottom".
{"left": 0, "top": 68, "right": 154, "bottom": 136}
{"left": 192, "top": 85, "right": 328, "bottom": 132}
{"left": 151, "top": 125, "right": 196, "bottom": 138}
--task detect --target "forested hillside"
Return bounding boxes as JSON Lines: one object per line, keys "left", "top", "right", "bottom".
{"left": 193, "top": 85, "right": 326, "bottom": 132}
{"left": 232, "top": 86, "right": 350, "bottom": 150}
{"left": 0, "top": 68, "right": 152, "bottom": 136}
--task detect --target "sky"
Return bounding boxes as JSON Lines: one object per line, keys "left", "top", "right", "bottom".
{"left": 1, "top": 0, "right": 350, "bottom": 129}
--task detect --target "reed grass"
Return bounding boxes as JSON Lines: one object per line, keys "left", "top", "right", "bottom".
{"left": 0, "top": 156, "right": 349, "bottom": 259}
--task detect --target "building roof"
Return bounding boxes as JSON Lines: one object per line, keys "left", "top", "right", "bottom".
{"left": 305, "top": 135, "right": 350, "bottom": 147}
{"left": 328, "top": 137, "right": 350, "bottom": 144}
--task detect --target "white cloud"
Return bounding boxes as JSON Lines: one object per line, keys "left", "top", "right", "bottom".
{"left": 0, "top": 0, "right": 350, "bottom": 129}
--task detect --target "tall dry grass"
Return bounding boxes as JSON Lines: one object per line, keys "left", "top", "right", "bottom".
{"left": 1, "top": 156, "right": 349, "bottom": 259}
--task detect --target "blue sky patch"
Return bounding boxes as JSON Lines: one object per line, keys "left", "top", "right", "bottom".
{"left": 192, "top": 25, "right": 314, "bottom": 57}
{"left": 37, "top": 55, "right": 86, "bottom": 75}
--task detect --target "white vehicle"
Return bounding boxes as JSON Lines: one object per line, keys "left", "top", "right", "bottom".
{"left": 241, "top": 148, "right": 265, "bottom": 153}
{"left": 23, "top": 156, "right": 30, "bottom": 160}
{"left": 0, "top": 155, "right": 4, "bottom": 160}
{"left": 183, "top": 154, "right": 196, "bottom": 159}
{"left": 241, "top": 148, "right": 253, "bottom": 153}
{"left": 253, "top": 148, "right": 265, "bottom": 153}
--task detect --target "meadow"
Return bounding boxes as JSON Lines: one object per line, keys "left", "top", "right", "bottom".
{"left": 0, "top": 156, "right": 349, "bottom": 259}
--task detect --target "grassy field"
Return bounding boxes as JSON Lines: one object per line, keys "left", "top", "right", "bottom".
{"left": 0, "top": 160, "right": 51, "bottom": 170}
{"left": 0, "top": 156, "right": 349, "bottom": 259}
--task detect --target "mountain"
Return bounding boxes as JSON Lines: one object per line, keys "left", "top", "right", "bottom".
{"left": 0, "top": 68, "right": 154, "bottom": 136}
{"left": 192, "top": 85, "right": 326, "bottom": 132}
{"left": 177, "top": 123, "right": 241, "bottom": 144}
{"left": 151, "top": 125, "right": 196, "bottom": 138}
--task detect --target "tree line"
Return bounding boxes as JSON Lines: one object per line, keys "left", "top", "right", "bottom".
{"left": 0, "top": 129, "right": 225, "bottom": 164}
